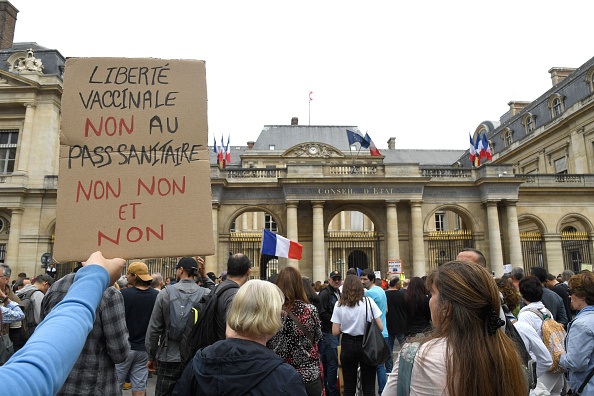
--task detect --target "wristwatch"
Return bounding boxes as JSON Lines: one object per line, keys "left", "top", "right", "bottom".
{"left": 0, "top": 297, "right": 6, "bottom": 303}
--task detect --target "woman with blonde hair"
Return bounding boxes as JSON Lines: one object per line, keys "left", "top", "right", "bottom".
{"left": 331, "top": 274, "right": 383, "bottom": 396}
{"left": 268, "top": 267, "right": 323, "bottom": 396}
{"left": 385, "top": 260, "right": 527, "bottom": 396}
{"left": 174, "top": 280, "right": 307, "bottom": 395}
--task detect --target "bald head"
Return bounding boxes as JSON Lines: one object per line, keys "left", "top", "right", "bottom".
{"left": 456, "top": 248, "right": 487, "bottom": 267}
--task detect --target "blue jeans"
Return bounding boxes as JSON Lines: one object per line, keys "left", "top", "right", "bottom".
{"left": 320, "top": 332, "right": 339, "bottom": 396}
{"left": 386, "top": 333, "right": 405, "bottom": 373}
{"left": 375, "top": 337, "right": 389, "bottom": 395}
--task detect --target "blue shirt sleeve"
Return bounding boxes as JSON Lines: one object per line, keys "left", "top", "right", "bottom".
{"left": 1, "top": 301, "right": 24, "bottom": 323}
{"left": 0, "top": 264, "right": 110, "bottom": 396}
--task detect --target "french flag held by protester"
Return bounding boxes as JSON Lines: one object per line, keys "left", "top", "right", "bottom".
{"left": 261, "top": 229, "right": 303, "bottom": 260}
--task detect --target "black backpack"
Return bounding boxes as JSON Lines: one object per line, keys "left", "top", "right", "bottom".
{"left": 166, "top": 285, "right": 207, "bottom": 342}
{"left": 17, "top": 288, "right": 39, "bottom": 339}
{"left": 180, "top": 282, "right": 239, "bottom": 365}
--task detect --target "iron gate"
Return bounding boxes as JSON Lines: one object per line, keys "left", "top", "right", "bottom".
{"left": 229, "top": 231, "right": 277, "bottom": 279}
{"left": 520, "top": 232, "right": 546, "bottom": 273}
{"left": 326, "top": 231, "right": 380, "bottom": 275}
{"left": 427, "top": 230, "right": 474, "bottom": 272}
{"left": 562, "top": 231, "right": 592, "bottom": 273}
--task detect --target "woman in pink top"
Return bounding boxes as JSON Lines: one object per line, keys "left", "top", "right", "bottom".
{"left": 385, "top": 261, "right": 527, "bottom": 396}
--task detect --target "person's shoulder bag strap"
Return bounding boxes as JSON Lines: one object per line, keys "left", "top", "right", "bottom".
{"left": 285, "top": 308, "right": 315, "bottom": 344}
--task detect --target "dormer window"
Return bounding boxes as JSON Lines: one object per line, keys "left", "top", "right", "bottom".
{"left": 548, "top": 94, "right": 565, "bottom": 118}
{"left": 587, "top": 67, "right": 594, "bottom": 92}
{"left": 522, "top": 113, "right": 536, "bottom": 134}
{"left": 502, "top": 128, "right": 513, "bottom": 148}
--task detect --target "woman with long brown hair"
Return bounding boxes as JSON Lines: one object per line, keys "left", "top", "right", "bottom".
{"left": 331, "top": 274, "right": 383, "bottom": 396}
{"left": 267, "top": 267, "right": 323, "bottom": 396}
{"left": 385, "top": 260, "right": 527, "bottom": 396}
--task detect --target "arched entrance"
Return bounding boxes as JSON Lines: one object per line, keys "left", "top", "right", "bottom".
{"left": 426, "top": 208, "right": 473, "bottom": 271}
{"left": 326, "top": 210, "right": 379, "bottom": 275}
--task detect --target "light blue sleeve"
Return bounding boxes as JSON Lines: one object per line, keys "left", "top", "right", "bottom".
{"left": 560, "top": 319, "right": 594, "bottom": 371}
{"left": 1, "top": 301, "right": 24, "bottom": 323}
{"left": 0, "top": 264, "right": 110, "bottom": 396}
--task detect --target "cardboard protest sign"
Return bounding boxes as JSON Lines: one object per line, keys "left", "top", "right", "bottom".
{"left": 54, "top": 58, "right": 214, "bottom": 261}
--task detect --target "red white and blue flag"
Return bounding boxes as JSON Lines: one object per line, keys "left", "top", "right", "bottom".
{"left": 482, "top": 133, "right": 492, "bottom": 161}
{"left": 363, "top": 133, "right": 381, "bottom": 156}
{"left": 261, "top": 229, "right": 303, "bottom": 260}
{"left": 225, "top": 135, "right": 231, "bottom": 164}
{"left": 218, "top": 134, "right": 225, "bottom": 166}
{"left": 213, "top": 136, "right": 219, "bottom": 165}
{"left": 469, "top": 134, "right": 476, "bottom": 163}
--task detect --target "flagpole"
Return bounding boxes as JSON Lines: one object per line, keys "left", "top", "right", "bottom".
{"left": 308, "top": 91, "right": 312, "bottom": 125}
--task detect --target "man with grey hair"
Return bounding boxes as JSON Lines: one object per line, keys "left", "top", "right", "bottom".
{"left": 151, "top": 273, "right": 164, "bottom": 290}
{"left": 0, "top": 263, "right": 25, "bottom": 352}
{"left": 561, "top": 269, "right": 574, "bottom": 285}
{"left": 510, "top": 267, "right": 524, "bottom": 291}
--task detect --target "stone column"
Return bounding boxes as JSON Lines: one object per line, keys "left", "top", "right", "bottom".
{"left": 5, "top": 208, "right": 23, "bottom": 267}
{"left": 241, "top": 213, "right": 248, "bottom": 231}
{"left": 386, "top": 201, "right": 400, "bottom": 263}
{"left": 486, "top": 201, "right": 504, "bottom": 276}
{"left": 506, "top": 200, "right": 524, "bottom": 269}
{"left": 205, "top": 204, "right": 219, "bottom": 274}
{"left": 252, "top": 212, "right": 258, "bottom": 231}
{"left": 410, "top": 201, "right": 426, "bottom": 277}
{"left": 16, "top": 102, "right": 36, "bottom": 173}
{"left": 544, "top": 233, "right": 565, "bottom": 276}
{"left": 312, "top": 201, "right": 325, "bottom": 282}
{"left": 286, "top": 201, "right": 299, "bottom": 268}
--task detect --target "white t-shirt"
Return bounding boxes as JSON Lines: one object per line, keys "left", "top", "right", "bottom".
{"left": 331, "top": 296, "right": 381, "bottom": 336}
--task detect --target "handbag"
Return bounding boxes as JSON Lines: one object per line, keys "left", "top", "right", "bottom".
{"left": 361, "top": 297, "right": 390, "bottom": 366}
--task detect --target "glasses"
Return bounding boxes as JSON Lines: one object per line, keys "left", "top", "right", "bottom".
{"left": 331, "top": 277, "right": 342, "bottom": 282}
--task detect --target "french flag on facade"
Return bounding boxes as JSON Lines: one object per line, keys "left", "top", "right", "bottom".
{"left": 225, "top": 135, "right": 231, "bottom": 164}
{"left": 469, "top": 134, "right": 476, "bottom": 163}
{"left": 261, "top": 229, "right": 303, "bottom": 260}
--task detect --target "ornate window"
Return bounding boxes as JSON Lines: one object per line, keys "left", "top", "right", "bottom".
{"left": 548, "top": 94, "right": 565, "bottom": 118}
{"left": 502, "top": 128, "right": 513, "bottom": 148}
{"left": 0, "top": 130, "right": 18, "bottom": 174}
{"left": 522, "top": 113, "right": 536, "bottom": 134}
{"left": 554, "top": 157, "right": 568, "bottom": 174}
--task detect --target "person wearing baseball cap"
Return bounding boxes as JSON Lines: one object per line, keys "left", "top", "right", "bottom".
{"left": 318, "top": 269, "right": 342, "bottom": 396}
{"left": 116, "top": 262, "right": 159, "bottom": 394}
{"left": 146, "top": 256, "right": 214, "bottom": 395}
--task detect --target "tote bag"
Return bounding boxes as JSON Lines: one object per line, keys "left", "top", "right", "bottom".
{"left": 361, "top": 297, "right": 390, "bottom": 366}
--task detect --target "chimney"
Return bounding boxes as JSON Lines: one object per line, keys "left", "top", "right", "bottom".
{"left": 291, "top": 117, "right": 298, "bottom": 125}
{"left": 387, "top": 137, "right": 396, "bottom": 150}
{"left": 508, "top": 101, "right": 531, "bottom": 116}
{"left": 247, "top": 141, "right": 255, "bottom": 149}
{"left": 549, "top": 67, "right": 576, "bottom": 86}
{"left": 0, "top": 1, "right": 18, "bottom": 50}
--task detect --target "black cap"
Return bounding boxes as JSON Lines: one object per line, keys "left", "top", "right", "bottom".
{"left": 176, "top": 257, "right": 198, "bottom": 271}
{"left": 329, "top": 270, "right": 342, "bottom": 279}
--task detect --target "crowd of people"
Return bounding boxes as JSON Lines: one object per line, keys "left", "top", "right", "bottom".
{"left": 0, "top": 248, "right": 593, "bottom": 395}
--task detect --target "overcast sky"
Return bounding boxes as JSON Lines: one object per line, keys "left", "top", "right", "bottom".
{"left": 11, "top": 0, "right": 594, "bottom": 150}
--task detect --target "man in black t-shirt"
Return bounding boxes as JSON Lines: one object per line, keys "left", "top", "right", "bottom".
{"left": 385, "top": 277, "right": 406, "bottom": 373}
{"left": 117, "top": 262, "right": 159, "bottom": 394}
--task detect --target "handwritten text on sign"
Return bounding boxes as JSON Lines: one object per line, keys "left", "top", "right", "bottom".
{"left": 55, "top": 58, "right": 213, "bottom": 261}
